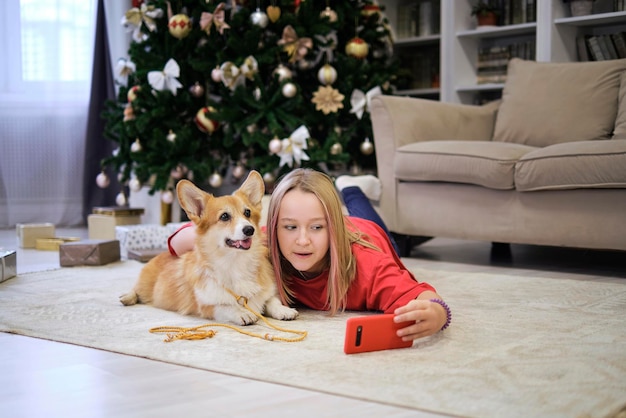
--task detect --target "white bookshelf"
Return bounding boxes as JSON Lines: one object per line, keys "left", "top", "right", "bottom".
{"left": 379, "top": 0, "right": 626, "bottom": 104}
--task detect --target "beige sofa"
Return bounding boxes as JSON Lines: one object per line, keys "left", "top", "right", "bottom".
{"left": 370, "top": 58, "right": 626, "bottom": 255}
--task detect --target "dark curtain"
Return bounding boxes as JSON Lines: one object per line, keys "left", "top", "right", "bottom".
{"left": 82, "top": 0, "right": 120, "bottom": 223}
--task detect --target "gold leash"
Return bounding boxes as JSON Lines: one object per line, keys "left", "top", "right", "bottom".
{"left": 149, "top": 289, "right": 307, "bottom": 343}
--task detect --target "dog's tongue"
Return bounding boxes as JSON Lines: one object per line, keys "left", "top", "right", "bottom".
{"left": 229, "top": 238, "right": 252, "bottom": 249}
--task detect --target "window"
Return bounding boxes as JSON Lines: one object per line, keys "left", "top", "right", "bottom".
{"left": 0, "top": 0, "right": 96, "bottom": 101}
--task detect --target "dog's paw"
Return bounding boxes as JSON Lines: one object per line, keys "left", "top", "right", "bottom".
{"left": 265, "top": 297, "right": 299, "bottom": 320}
{"left": 271, "top": 305, "right": 299, "bottom": 321}
{"left": 214, "top": 306, "right": 259, "bottom": 325}
{"left": 119, "top": 291, "right": 138, "bottom": 306}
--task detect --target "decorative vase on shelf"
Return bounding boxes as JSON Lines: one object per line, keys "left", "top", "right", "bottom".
{"left": 570, "top": 0, "right": 593, "bottom": 17}
{"left": 477, "top": 11, "right": 498, "bottom": 26}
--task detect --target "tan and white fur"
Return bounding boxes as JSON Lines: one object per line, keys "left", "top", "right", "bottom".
{"left": 119, "top": 171, "right": 298, "bottom": 325}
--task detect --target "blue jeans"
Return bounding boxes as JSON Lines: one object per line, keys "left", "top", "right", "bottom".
{"left": 340, "top": 186, "right": 400, "bottom": 255}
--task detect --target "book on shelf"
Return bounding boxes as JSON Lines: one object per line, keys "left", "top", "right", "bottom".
{"left": 476, "top": 39, "right": 534, "bottom": 84}
{"left": 611, "top": 33, "right": 626, "bottom": 58}
{"left": 497, "top": 0, "right": 536, "bottom": 25}
{"left": 584, "top": 33, "right": 626, "bottom": 61}
{"left": 394, "top": 0, "right": 440, "bottom": 39}
{"left": 577, "top": 35, "right": 591, "bottom": 61}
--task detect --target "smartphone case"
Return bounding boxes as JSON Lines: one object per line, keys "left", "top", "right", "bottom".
{"left": 344, "top": 314, "right": 413, "bottom": 354}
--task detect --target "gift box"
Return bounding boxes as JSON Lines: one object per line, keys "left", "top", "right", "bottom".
{"left": 1, "top": 250, "right": 17, "bottom": 283}
{"left": 127, "top": 248, "right": 166, "bottom": 263}
{"left": 115, "top": 224, "right": 170, "bottom": 259}
{"left": 35, "top": 237, "right": 81, "bottom": 251}
{"left": 16, "top": 223, "right": 55, "bottom": 248}
{"left": 88, "top": 214, "right": 141, "bottom": 240}
{"left": 59, "top": 240, "right": 121, "bottom": 267}
{"left": 92, "top": 206, "right": 145, "bottom": 217}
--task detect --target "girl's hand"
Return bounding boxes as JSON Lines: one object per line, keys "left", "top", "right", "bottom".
{"left": 393, "top": 295, "right": 448, "bottom": 341}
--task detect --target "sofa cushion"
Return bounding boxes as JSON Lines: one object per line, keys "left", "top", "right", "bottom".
{"left": 614, "top": 71, "right": 626, "bottom": 139}
{"left": 395, "top": 141, "right": 536, "bottom": 190}
{"left": 493, "top": 58, "right": 626, "bottom": 147}
{"left": 515, "top": 140, "right": 626, "bottom": 191}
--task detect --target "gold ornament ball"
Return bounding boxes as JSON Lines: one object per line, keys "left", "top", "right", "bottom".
{"left": 346, "top": 37, "right": 369, "bottom": 59}
{"left": 194, "top": 106, "right": 219, "bottom": 134}
{"left": 168, "top": 14, "right": 192, "bottom": 39}
{"left": 282, "top": 82, "right": 297, "bottom": 98}
{"left": 361, "top": 4, "right": 381, "bottom": 17}
{"left": 189, "top": 82, "right": 204, "bottom": 98}
{"left": 320, "top": 6, "right": 338, "bottom": 22}
{"left": 209, "top": 172, "right": 223, "bottom": 188}
{"left": 317, "top": 64, "right": 337, "bottom": 86}
{"left": 360, "top": 139, "right": 374, "bottom": 155}
{"left": 330, "top": 142, "right": 343, "bottom": 155}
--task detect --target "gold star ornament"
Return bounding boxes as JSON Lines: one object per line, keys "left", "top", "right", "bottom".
{"left": 312, "top": 85, "right": 345, "bottom": 115}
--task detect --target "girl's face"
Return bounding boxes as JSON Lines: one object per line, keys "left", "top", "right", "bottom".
{"left": 276, "top": 188, "right": 330, "bottom": 276}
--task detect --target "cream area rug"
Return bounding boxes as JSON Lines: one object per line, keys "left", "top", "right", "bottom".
{"left": 1, "top": 260, "right": 625, "bottom": 418}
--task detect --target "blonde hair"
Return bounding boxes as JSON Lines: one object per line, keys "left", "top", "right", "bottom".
{"left": 267, "top": 168, "right": 376, "bottom": 315}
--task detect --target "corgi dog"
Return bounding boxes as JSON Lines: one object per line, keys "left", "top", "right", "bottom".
{"left": 119, "top": 170, "right": 298, "bottom": 325}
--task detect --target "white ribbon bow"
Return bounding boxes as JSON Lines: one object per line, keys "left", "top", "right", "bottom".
{"left": 277, "top": 125, "right": 311, "bottom": 168}
{"left": 350, "top": 86, "right": 382, "bottom": 119}
{"left": 148, "top": 59, "right": 183, "bottom": 95}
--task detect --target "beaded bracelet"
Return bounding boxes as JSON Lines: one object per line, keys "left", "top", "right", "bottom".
{"left": 430, "top": 298, "right": 451, "bottom": 331}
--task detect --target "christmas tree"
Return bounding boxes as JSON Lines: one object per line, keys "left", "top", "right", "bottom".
{"left": 100, "top": 0, "right": 397, "bottom": 203}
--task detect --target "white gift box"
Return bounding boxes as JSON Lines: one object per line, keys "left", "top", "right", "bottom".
{"left": 115, "top": 224, "right": 170, "bottom": 259}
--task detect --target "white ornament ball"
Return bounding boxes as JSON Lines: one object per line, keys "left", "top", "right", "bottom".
{"left": 209, "top": 172, "right": 223, "bottom": 188}
{"left": 166, "top": 130, "right": 177, "bottom": 142}
{"left": 360, "top": 138, "right": 374, "bottom": 155}
{"left": 330, "top": 142, "right": 343, "bottom": 155}
{"left": 317, "top": 64, "right": 337, "bottom": 85}
{"left": 115, "top": 192, "right": 127, "bottom": 206}
{"left": 273, "top": 64, "right": 292, "bottom": 82}
{"left": 282, "top": 82, "right": 297, "bottom": 98}
{"left": 268, "top": 137, "right": 282, "bottom": 154}
{"left": 263, "top": 172, "right": 276, "bottom": 187}
{"left": 253, "top": 87, "right": 262, "bottom": 101}
{"left": 250, "top": 8, "right": 269, "bottom": 28}
{"left": 232, "top": 165, "right": 246, "bottom": 180}
{"left": 161, "top": 190, "right": 174, "bottom": 204}
{"left": 128, "top": 178, "right": 142, "bottom": 192}
{"left": 211, "top": 67, "right": 222, "bottom": 83}
{"left": 96, "top": 172, "right": 110, "bottom": 188}
{"left": 320, "top": 6, "right": 338, "bottom": 22}
{"left": 131, "top": 139, "right": 142, "bottom": 153}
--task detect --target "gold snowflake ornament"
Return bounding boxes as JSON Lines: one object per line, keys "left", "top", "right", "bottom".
{"left": 312, "top": 85, "right": 345, "bottom": 115}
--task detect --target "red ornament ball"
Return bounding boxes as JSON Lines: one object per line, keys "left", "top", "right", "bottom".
{"left": 195, "top": 107, "right": 219, "bottom": 134}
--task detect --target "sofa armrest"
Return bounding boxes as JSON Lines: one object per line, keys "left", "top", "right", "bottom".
{"left": 370, "top": 95, "right": 499, "bottom": 232}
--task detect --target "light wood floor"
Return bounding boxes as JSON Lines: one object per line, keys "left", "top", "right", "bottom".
{"left": 1, "top": 227, "right": 624, "bottom": 418}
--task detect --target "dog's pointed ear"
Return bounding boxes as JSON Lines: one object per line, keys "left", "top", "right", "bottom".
{"left": 236, "top": 170, "right": 264, "bottom": 206}
{"left": 176, "top": 180, "right": 211, "bottom": 222}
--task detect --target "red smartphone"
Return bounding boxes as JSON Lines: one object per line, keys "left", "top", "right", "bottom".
{"left": 343, "top": 314, "right": 413, "bottom": 354}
